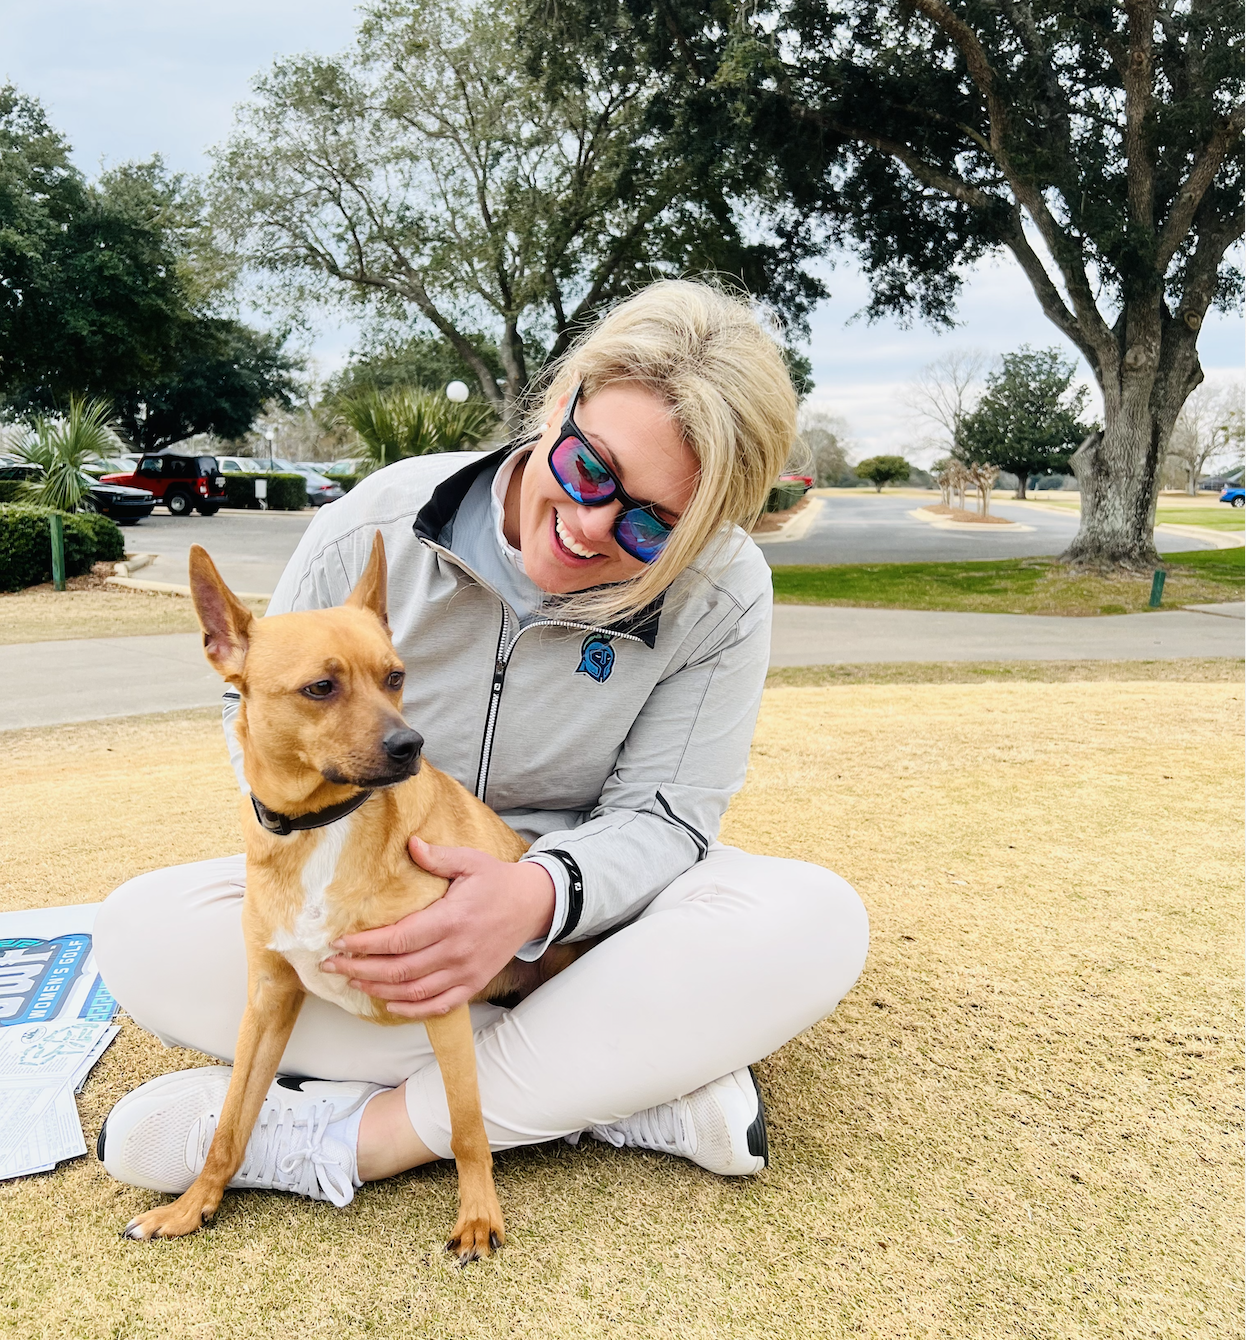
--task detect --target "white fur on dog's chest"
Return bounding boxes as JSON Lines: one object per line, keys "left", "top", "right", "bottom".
{"left": 267, "top": 816, "right": 376, "bottom": 1018}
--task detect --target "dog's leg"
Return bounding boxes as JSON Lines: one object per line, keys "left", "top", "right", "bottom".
{"left": 424, "top": 1005, "right": 505, "bottom": 1263}
{"left": 123, "top": 951, "right": 305, "bottom": 1241}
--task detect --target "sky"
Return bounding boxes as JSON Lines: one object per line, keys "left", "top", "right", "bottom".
{"left": 4, "top": 0, "right": 1243, "bottom": 463}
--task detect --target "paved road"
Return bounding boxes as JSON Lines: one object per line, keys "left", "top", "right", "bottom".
{"left": 0, "top": 633, "right": 220, "bottom": 730}
{"left": 760, "top": 493, "right": 1216, "bottom": 566}
{"left": 120, "top": 509, "right": 315, "bottom": 595}
{"left": 4, "top": 603, "right": 1241, "bottom": 731}
{"left": 770, "top": 601, "right": 1245, "bottom": 666}
{"left": 121, "top": 496, "right": 1224, "bottom": 597}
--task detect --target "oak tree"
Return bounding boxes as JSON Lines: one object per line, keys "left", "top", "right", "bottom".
{"left": 211, "top": 0, "right": 823, "bottom": 426}
{"left": 538, "top": 0, "right": 1244, "bottom": 567}
{"left": 958, "top": 346, "right": 1094, "bottom": 497}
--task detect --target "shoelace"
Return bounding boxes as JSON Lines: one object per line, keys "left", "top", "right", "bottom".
{"left": 588, "top": 1098, "right": 694, "bottom": 1157}
{"left": 192, "top": 1101, "right": 355, "bottom": 1207}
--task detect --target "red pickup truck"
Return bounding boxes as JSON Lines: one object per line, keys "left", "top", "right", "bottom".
{"left": 101, "top": 450, "right": 227, "bottom": 517}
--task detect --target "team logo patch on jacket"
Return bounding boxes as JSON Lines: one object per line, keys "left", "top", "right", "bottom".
{"left": 576, "top": 635, "right": 615, "bottom": 683}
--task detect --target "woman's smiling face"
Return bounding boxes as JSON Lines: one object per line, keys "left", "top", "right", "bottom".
{"left": 506, "top": 381, "right": 700, "bottom": 596}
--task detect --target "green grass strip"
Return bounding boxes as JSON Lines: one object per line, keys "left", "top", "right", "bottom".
{"left": 770, "top": 549, "right": 1243, "bottom": 617}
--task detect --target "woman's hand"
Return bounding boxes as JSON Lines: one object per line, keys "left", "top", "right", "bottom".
{"left": 318, "top": 836, "right": 556, "bottom": 1019}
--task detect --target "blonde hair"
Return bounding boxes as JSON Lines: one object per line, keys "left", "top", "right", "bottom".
{"left": 532, "top": 279, "right": 798, "bottom": 625}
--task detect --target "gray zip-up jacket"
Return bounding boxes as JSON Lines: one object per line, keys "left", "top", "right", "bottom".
{"left": 223, "top": 447, "right": 772, "bottom": 958}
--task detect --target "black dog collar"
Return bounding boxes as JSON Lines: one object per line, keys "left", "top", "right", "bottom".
{"left": 250, "top": 790, "right": 373, "bottom": 837}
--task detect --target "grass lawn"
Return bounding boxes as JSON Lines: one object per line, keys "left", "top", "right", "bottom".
{"left": 0, "top": 581, "right": 268, "bottom": 645}
{"left": 771, "top": 547, "right": 1244, "bottom": 616}
{"left": 1155, "top": 506, "right": 1246, "bottom": 531}
{"left": 1015, "top": 496, "right": 1244, "bottom": 531}
{"left": 0, "top": 678, "right": 1241, "bottom": 1338}
{"left": 765, "top": 657, "right": 1244, "bottom": 687}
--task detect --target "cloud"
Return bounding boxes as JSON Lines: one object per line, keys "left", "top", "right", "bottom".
{"left": 6, "top": 1, "right": 1241, "bottom": 407}
{"left": 803, "top": 253, "right": 1244, "bottom": 461}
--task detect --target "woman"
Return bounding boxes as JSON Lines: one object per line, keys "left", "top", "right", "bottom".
{"left": 95, "top": 281, "right": 869, "bottom": 1205}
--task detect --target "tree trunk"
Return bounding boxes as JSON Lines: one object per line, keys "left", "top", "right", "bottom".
{"left": 1065, "top": 419, "right": 1162, "bottom": 568}
{"left": 1013, "top": 473, "right": 1028, "bottom": 501}
{"left": 1062, "top": 315, "right": 1201, "bottom": 569}
{"left": 498, "top": 318, "right": 530, "bottom": 432}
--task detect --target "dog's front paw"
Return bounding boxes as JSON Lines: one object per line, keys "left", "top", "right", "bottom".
{"left": 121, "top": 1189, "right": 220, "bottom": 1241}
{"left": 446, "top": 1193, "right": 505, "bottom": 1265}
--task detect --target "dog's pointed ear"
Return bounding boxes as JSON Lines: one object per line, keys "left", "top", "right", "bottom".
{"left": 346, "top": 531, "right": 389, "bottom": 629}
{"left": 189, "top": 544, "right": 253, "bottom": 682}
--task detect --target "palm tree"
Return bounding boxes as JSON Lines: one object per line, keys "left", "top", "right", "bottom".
{"left": 336, "top": 387, "right": 496, "bottom": 475}
{"left": 9, "top": 397, "right": 119, "bottom": 510}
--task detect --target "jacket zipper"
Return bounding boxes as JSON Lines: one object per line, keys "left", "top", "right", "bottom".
{"left": 472, "top": 613, "right": 644, "bottom": 802}
{"left": 474, "top": 605, "right": 514, "bottom": 798}
{"left": 414, "top": 535, "right": 647, "bottom": 803}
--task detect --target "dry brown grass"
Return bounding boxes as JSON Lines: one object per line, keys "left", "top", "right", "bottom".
{"left": 0, "top": 584, "right": 267, "bottom": 645}
{"left": 766, "top": 658, "right": 1245, "bottom": 687}
{"left": 0, "top": 681, "right": 1240, "bottom": 1339}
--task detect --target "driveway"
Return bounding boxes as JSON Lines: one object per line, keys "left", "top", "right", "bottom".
{"left": 761, "top": 493, "right": 1217, "bottom": 566}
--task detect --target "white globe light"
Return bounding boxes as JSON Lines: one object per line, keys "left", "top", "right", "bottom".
{"left": 445, "top": 380, "right": 469, "bottom": 403}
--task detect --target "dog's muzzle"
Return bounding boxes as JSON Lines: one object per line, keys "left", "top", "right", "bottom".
{"left": 383, "top": 727, "right": 424, "bottom": 773}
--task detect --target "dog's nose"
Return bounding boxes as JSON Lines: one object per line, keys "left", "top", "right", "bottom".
{"left": 382, "top": 727, "right": 423, "bottom": 767}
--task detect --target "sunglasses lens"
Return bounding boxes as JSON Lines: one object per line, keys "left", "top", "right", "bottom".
{"left": 616, "top": 508, "right": 671, "bottom": 564}
{"left": 551, "top": 436, "right": 616, "bottom": 504}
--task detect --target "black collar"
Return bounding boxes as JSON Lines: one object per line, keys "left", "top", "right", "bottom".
{"left": 250, "top": 789, "right": 373, "bottom": 837}
{"left": 412, "top": 441, "right": 665, "bottom": 649}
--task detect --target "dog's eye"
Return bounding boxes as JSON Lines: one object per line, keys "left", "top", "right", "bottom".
{"left": 302, "top": 679, "right": 335, "bottom": 699}
{"left": 386, "top": 670, "right": 405, "bottom": 691}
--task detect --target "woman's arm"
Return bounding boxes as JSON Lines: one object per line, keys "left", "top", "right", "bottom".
{"left": 320, "top": 837, "right": 556, "bottom": 1018}
{"left": 320, "top": 559, "right": 774, "bottom": 1014}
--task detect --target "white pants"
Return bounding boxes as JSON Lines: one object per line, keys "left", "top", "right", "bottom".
{"left": 93, "top": 848, "right": 868, "bottom": 1159}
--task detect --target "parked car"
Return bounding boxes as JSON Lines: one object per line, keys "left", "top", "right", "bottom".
{"left": 216, "top": 456, "right": 267, "bottom": 474}
{"left": 84, "top": 453, "right": 141, "bottom": 478}
{"left": 81, "top": 480, "right": 158, "bottom": 523}
{"left": 1219, "top": 486, "right": 1245, "bottom": 508}
{"left": 284, "top": 461, "right": 345, "bottom": 506}
{"left": 319, "top": 458, "right": 367, "bottom": 478}
{"left": 0, "top": 458, "right": 157, "bottom": 523}
{"left": 101, "top": 450, "right": 227, "bottom": 516}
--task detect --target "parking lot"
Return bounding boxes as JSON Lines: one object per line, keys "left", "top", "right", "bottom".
{"left": 120, "top": 508, "right": 315, "bottom": 595}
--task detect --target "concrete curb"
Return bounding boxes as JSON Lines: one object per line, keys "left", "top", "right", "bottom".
{"left": 112, "top": 553, "right": 158, "bottom": 577}
{"left": 908, "top": 506, "right": 1035, "bottom": 535}
{"left": 105, "top": 577, "right": 272, "bottom": 602}
{"left": 1155, "top": 522, "right": 1244, "bottom": 550}
{"left": 753, "top": 497, "right": 825, "bottom": 544}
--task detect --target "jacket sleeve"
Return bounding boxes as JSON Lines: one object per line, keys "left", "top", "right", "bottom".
{"left": 521, "top": 579, "right": 772, "bottom": 946}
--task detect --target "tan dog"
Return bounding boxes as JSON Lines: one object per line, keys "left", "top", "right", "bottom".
{"left": 121, "top": 533, "right": 577, "bottom": 1259}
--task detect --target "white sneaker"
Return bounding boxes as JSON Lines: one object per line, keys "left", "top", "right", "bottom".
{"left": 98, "top": 1067, "right": 384, "bottom": 1212}
{"left": 586, "top": 1067, "right": 769, "bottom": 1176}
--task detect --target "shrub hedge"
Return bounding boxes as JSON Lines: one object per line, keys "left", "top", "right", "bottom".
{"left": 222, "top": 473, "right": 307, "bottom": 510}
{"left": 765, "top": 481, "right": 807, "bottom": 513}
{"left": 73, "top": 511, "right": 126, "bottom": 562}
{"left": 0, "top": 505, "right": 126, "bottom": 591}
